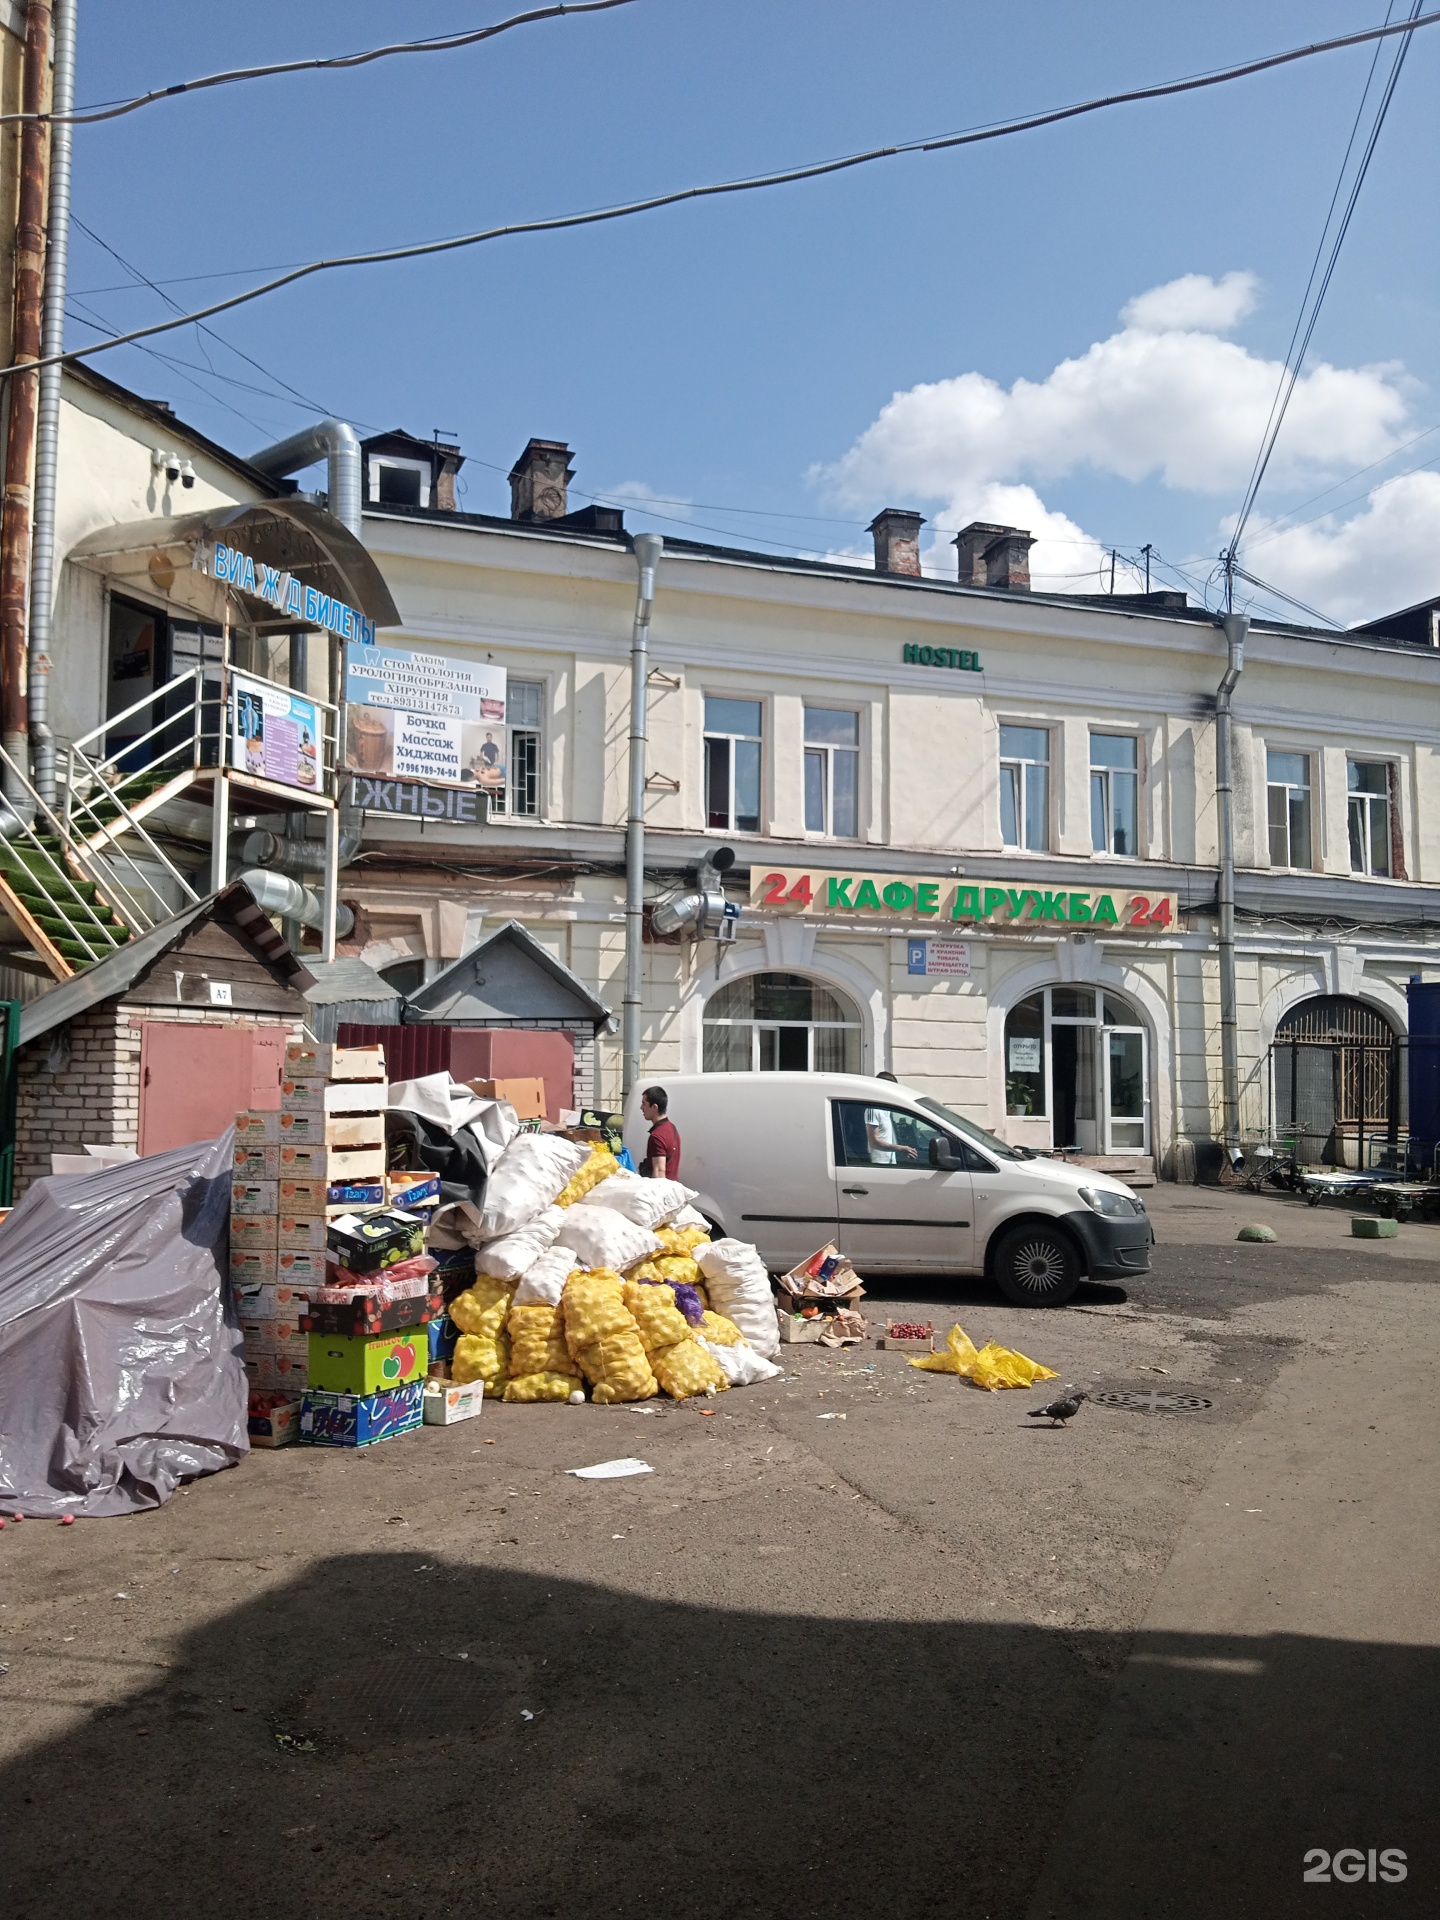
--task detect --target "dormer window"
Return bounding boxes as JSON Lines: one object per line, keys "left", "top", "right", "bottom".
{"left": 368, "top": 454, "right": 431, "bottom": 509}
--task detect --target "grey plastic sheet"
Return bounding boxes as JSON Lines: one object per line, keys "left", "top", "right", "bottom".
{"left": 0, "top": 1129, "right": 246, "bottom": 1517}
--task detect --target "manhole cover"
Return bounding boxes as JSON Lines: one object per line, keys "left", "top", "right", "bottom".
{"left": 1092, "top": 1388, "right": 1214, "bottom": 1415}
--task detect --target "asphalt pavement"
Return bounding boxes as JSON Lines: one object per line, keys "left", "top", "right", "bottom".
{"left": 1, "top": 1184, "right": 1435, "bottom": 1919}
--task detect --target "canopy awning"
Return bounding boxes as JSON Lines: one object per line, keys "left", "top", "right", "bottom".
{"left": 68, "top": 497, "right": 401, "bottom": 633}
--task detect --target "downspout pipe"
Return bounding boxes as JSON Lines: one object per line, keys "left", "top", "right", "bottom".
{"left": 0, "top": 0, "right": 51, "bottom": 815}
{"left": 26, "top": 0, "right": 74, "bottom": 809}
{"left": 622, "top": 533, "right": 662, "bottom": 1100}
{"left": 1215, "top": 612, "right": 1248, "bottom": 1155}
{"left": 248, "top": 420, "right": 361, "bottom": 537}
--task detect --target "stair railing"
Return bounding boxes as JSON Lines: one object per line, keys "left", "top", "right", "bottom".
{"left": 0, "top": 743, "right": 131, "bottom": 966}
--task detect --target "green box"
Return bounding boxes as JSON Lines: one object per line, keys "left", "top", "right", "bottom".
{"left": 305, "top": 1324, "right": 431, "bottom": 1395}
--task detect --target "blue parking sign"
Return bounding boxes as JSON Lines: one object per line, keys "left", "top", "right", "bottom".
{"left": 907, "top": 939, "right": 927, "bottom": 975}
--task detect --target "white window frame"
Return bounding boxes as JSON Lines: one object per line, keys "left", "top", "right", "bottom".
{"left": 802, "top": 707, "right": 860, "bottom": 839}
{"left": 367, "top": 454, "right": 431, "bottom": 509}
{"left": 1089, "top": 731, "right": 1141, "bottom": 858}
{"left": 1347, "top": 757, "right": 1393, "bottom": 878}
{"left": 491, "top": 677, "right": 545, "bottom": 819}
{"left": 998, "top": 722, "right": 1051, "bottom": 853}
{"left": 1265, "top": 747, "right": 1314, "bottom": 870}
{"left": 704, "top": 697, "right": 764, "bottom": 834}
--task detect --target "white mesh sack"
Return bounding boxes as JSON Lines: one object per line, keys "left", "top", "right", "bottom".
{"left": 477, "top": 1135, "right": 590, "bottom": 1240}
{"left": 474, "top": 1205, "right": 565, "bottom": 1281}
{"left": 554, "top": 1203, "right": 663, "bottom": 1273}
{"left": 670, "top": 1204, "right": 710, "bottom": 1230}
{"left": 512, "top": 1243, "right": 581, "bottom": 1307}
{"left": 584, "top": 1176, "right": 696, "bottom": 1231}
{"left": 699, "top": 1336, "right": 784, "bottom": 1386}
{"left": 693, "top": 1238, "right": 780, "bottom": 1360}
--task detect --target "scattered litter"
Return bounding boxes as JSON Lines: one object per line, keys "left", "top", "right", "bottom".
{"left": 1247, "top": 1508, "right": 1262, "bottom": 1514}
{"left": 0, "top": 1661, "right": 8, "bottom": 1673}
{"left": 274, "top": 1732, "right": 316, "bottom": 1753}
{"left": 521, "top": 1709, "right": 535, "bottom": 1720}
{"left": 455, "top": 1652, "right": 470, "bottom": 1661}
{"left": 612, "top": 1534, "right": 625, "bottom": 1539}
{"left": 114, "top": 1592, "right": 130, "bottom": 1599}
{"left": 565, "top": 1458, "right": 653, "bottom": 1480}
{"left": 1146, "top": 1367, "right": 1170, "bottom": 1375}
{"left": 816, "top": 1413, "right": 847, "bottom": 1420}
{"left": 136, "top": 1727, "right": 150, "bottom": 1737}
{"left": 698, "top": 1409, "right": 717, "bottom": 1417}
{"left": 59, "top": 1514, "right": 75, "bottom": 1527}
{"left": 911, "top": 1324, "right": 1058, "bottom": 1391}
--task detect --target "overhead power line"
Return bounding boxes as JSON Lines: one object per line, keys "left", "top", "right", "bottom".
{"left": 6, "top": 7, "right": 1440, "bottom": 384}
{"left": 0, "top": 0, "right": 641, "bottom": 126}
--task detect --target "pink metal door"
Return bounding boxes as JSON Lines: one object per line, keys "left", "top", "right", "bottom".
{"left": 138, "top": 1023, "right": 260, "bottom": 1156}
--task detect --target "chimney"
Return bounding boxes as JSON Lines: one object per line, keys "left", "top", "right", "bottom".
{"left": 434, "top": 443, "right": 464, "bottom": 512}
{"left": 868, "top": 508, "right": 925, "bottom": 577}
{"left": 508, "top": 438, "right": 575, "bottom": 521}
{"left": 953, "top": 520, "right": 1035, "bottom": 592}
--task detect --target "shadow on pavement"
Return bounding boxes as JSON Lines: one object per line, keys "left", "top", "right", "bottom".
{"left": 3, "top": 1555, "right": 1434, "bottom": 1919}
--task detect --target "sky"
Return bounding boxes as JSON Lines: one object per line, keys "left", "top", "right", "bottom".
{"left": 64, "top": 1, "right": 1440, "bottom": 627}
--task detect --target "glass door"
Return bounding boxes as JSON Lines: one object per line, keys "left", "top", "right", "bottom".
{"left": 1104, "top": 1025, "right": 1149, "bottom": 1151}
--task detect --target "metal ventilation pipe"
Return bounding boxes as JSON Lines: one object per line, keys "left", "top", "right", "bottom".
{"left": 650, "top": 847, "right": 737, "bottom": 938}
{"left": 1215, "top": 611, "right": 1247, "bottom": 1156}
{"left": 622, "top": 532, "right": 662, "bottom": 1099}
{"left": 239, "top": 867, "right": 354, "bottom": 938}
{"left": 248, "top": 419, "right": 361, "bottom": 537}
{"left": 237, "top": 803, "right": 363, "bottom": 877}
{"left": 25, "top": 0, "right": 75, "bottom": 809}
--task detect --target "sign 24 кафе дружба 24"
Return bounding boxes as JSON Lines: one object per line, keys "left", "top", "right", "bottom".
{"left": 751, "top": 868, "right": 1179, "bottom": 930}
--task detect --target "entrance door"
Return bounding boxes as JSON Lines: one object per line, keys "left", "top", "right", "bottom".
{"left": 1104, "top": 1026, "right": 1148, "bottom": 1151}
{"left": 831, "top": 1098, "right": 975, "bottom": 1271}
{"left": 758, "top": 1025, "right": 810, "bottom": 1070}
{"left": 138, "top": 1023, "right": 286, "bottom": 1156}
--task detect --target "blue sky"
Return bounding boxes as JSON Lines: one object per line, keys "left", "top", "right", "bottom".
{"left": 67, "top": 2, "right": 1440, "bottom": 623}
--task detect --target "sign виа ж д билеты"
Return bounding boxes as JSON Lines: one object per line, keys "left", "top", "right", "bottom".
{"left": 753, "top": 866, "right": 1178, "bottom": 933}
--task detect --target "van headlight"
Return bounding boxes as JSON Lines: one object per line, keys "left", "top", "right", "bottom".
{"left": 1078, "top": 1186, "right": 1143, "bottom": 1217}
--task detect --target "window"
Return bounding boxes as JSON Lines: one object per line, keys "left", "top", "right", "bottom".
{"left": 493, "top": 678, "right": 543, "bottom": 817}
{"left": 1090, "top": 733, "right": 1139, "bottom": 856}
{"left": 378, "top": 957, "right": 427, "bottom": 996}
{"left": 367, "top": 455, "right": 430, "bottom": 508}
{"left": 1266, "top": 750, "right": 1312, "bottom": 869}
{"left": 1347, "top": 760, "right": 1391, "bottom": 876}
{"left": 999, "top": 724, "right": 1049, "bottom": 851}
{"left": 832, "top": 1101, "right": 985, "bottom": 1170}
{"left": 705, "top": 697, "right": 762, "bottom": 833}
{"left": 1004, "top": 987, "right": 1148, "bottom": 1152}
{"left": 804, "top": 707, "right": 859, "bottom": 837}
{"left": 702, "top": 971, "right": 861, "bottom": 1072}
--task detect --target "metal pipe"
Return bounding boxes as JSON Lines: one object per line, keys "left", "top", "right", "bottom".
{"left": 0, "top": 1, "right": 51, "bottom": 811}
{"left": 247, "top": 419, "right": 361, "bottom": 537}
{"left": 26, "top": 0, "right": 74, "bottom": 808}
{"left": 1216, "top": 611, "right": 1247, "bottom": 1151}
{"left": 622, "top": 533, "right": 662, "bottom": 1098}
{"left": 238, "top": 866, "right": 353, "bottom": 938}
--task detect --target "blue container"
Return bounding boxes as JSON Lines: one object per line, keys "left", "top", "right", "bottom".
{"left": 1406, "top": 981, "right": 1440, "bottom": 1167}
{"left": 298, "top": 1380, "right": 424, "bottom": 1448}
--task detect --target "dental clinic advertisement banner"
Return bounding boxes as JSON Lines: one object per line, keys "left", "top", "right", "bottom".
{"left": 231, "top": 672, "right": 321, "bottom": 792}
{"left": 343, "top": 643, "right": 507, "bottom": 790}
{"left": 753, "top": 866, "right": 1178, "bottom": 932}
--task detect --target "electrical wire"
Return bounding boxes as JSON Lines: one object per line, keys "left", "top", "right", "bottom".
{"left": 0, "top": 0, "right": 642, "bottom": 126}
{"left": 8, "top": 8, "right": 1440, "bottom": 384}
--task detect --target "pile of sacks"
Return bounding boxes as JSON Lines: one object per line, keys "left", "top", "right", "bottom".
{"left": 442, "top": 1134, "right": 782, "bottom": 1404}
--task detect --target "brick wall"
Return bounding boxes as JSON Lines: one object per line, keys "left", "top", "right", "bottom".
{"left": 13, "top": 1004, "right": 303, "bottom": 1197}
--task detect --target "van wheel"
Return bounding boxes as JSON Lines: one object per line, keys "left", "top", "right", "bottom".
{"left": 993, "top": 1223, "right": 1079, "bottom": 1306}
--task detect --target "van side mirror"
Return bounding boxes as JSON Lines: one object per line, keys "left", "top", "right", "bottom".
{"left": 929, "top": 1136, "right": 961, "bottom": 1171}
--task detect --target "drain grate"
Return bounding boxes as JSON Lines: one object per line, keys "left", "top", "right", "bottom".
{"left": 1093, "top": 1388, "right": 1214, "bottom": 1415}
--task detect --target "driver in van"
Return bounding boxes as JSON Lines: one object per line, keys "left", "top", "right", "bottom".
{"left": 865, "top": 1071, "right": 917, "bottom": 1163}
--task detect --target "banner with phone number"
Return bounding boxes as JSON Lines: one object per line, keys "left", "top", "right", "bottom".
{"left": 751, "top": 866, "right": 1178, "bottom": 932}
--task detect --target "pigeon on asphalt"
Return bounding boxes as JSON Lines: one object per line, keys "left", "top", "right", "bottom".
{"left": 1029, "top": 1389, "right": 1088, "bottom": 1427}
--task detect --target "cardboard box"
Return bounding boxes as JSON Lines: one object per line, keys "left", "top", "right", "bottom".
{"left": 230, "top": 1213, "right": 279, "bottom": 1251}
{"left": 235, "top": 1282, "right": 311, "bottom": 1318}
{"left": 883, "top": 1319, "right": 935, "bottom": 1352}
{"left": 328, "top": 1181, "right": 385, "bottom": 1209}
{"left": 282, "top": 1078, "right": 389, "bottom": 1117}
{"left": 326, "top": 1210, "right": 426, "bottom": 1275}
{"left": 301, "top": 1289, "right": 440, "bottom": 1338}
{"left": 278, "top": 1215, "right": 328, "bottom": 1251}
{"left": 387, "top": 1172, "right": 441, "bottom": 1212}
{"left": 276, "top": 1247, "right": 327, "bottom": 1282}
{"left": 230, "top": 1247, "right": 278, "bottom": 1284}
{"left": 233, "top": 1144, "right": 280, "bottom": 1178}
{"left": 277, "top": 1110, "right": 322, "bottom": 1145}
{"left": 279, "top": 1177, "right": 327, "bottom": 1217}
{"left": 306, "top": 1324, "right": 430, "bottom": 1395}
{"left": 423, "top": 1378, "right": 484, "bottom": 1426}
{"left": 323, "top": 1112, "right": 388, "bottom": 1149}
{"left": 231, "top": 1179, "right": 278, "bottom": 1216}
{"left": 235, "top": 1109, "right": 284, "bottom": 1145}
{"left": 244, "top": 1349, "right": 309, "bottom": 1390}
{"left": 241, "top": 1317, "right": 308, "bottom": 1358}
{"left": 277, "top": 1142, "right": 325, "bottom": 1176}
{"left": 247, "top": 1389, "right": 302, "bottom": 1448}
{"left": 778, "top": 1311, "right": 827, "bottom": 1344}
{"left": 284, "top": 1042, "right": 386, "bottom": 1082}
{"left": 298, "top": 1381, "right": 424, "bottom": 1448}
{"left": 464, "top": 1076, "right": 547, "bottom": 1121}
{"left": 325, "top": 1145, "right": 387, "bottom": 1182}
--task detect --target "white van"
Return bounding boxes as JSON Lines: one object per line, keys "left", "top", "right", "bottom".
{"left": 623, "top": 1072, "right": 1151, "bottom": 1307}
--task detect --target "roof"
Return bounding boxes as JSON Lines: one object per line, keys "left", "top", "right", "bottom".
{"left": 301, "top": 957, "right": 403, "bottom": 1007}
{"left": 17, "top": 881, "right": 316, "bottom": 1047}
{"left": 64, "top": 361, "right": 290, "bottom": 498}
{"left": 403, "top": 919, "right": 612, "bottom": 1027}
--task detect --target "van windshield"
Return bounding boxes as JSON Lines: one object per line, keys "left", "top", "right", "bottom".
{"left": 916, "top": 1097, "right": 1028, "bottom": 1161}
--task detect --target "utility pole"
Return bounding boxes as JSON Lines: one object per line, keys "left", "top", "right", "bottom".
{"left": 1215, "top": 611, "right": 1248, "bottom": 1154}
{"left": 1141, "top": 543, "right": 1153, "bottom": 594}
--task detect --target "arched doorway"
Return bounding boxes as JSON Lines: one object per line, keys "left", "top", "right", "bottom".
{"left": 702, "top": 972, "right": 862, "bottom": 1072}
{"left": 1272, "top": 995, "right": 1399, "bottom": 1167}
{"left": 1004, "top": 986, "right": 1149, "bottom": 1153}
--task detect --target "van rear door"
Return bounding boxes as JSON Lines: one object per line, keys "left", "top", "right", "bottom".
{"left": 830, "top": 1098, "right": 975, "bottom": 1273}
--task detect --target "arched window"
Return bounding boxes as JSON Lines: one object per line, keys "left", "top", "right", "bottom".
{"left": 1273, "top": 995, "right": 1397, "bottom": 1161}
{"left": 703, "top": 971, "right": 862, "bottom": 1072}
{"left": 1004, "top": 986, "right": 1149, "bottom": 1154}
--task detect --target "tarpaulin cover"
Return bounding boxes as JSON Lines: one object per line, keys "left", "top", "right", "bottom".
{"left": 0, "top": 1130, "right": 245, "bottom": 1517}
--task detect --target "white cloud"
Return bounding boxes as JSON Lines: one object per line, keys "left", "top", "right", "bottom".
{"left": 597, "top": 479, "right": 693, "bottom": 519}
{"left": 1243, "top": 470, "right": 1440, "bottom": 625}
{"left": 1121, "top": 270, "right": 1258, "bottom": 334}
{"left": 812, "top": 270, "right": 1428, "bottom": 615}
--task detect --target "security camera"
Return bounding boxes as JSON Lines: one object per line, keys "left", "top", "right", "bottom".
{"left": 164, "top": 454, "right": 181, "bottom": 485}
{"left": 179, "top": 459, "right": 196, "bottom": 490}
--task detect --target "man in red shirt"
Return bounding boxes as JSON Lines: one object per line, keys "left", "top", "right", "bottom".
{"left": 640, "top": 1086, "right": 681, "bottom": 1181}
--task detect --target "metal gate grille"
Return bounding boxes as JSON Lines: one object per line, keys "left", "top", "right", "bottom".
{"left": 1270, "top": 997, "right": 1400, "bottom": 1168}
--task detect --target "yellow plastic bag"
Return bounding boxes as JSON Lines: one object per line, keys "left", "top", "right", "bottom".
{"left": 508, "top": 1302, "right": 580, "bottom": 1379}
{"left": 575, "top": 1330, "right": 658, "bottom": 1404}
{"left": 562, "top": 1268, "right": 634, "bottom": 1355}
{"left": 555, "top": 1146, "right": 617, "bottom": 1209}
{"left": 452, "top": 1328, "right": 511, "bottom": 1392}
{"left": 652, "top": 1254, "right": 700, "bottom": 1289}
{"left": 697, "top": 1309, "right": 743, "bottom": 1347}
{"left": 623, "top": 1279, "right": 692, "bottom": 1354}
{"left": 503, "top": 1371, "right": 580, "bottom": 1403}
{"left": 910, "top": 1322, "right": 1057, "bottom": 1392}
{"left": 449, "top": 1276, "right": 514, "bottom": 1336}
{"left": 653, "top": 1335, "right": 729, "bottom": 1400}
